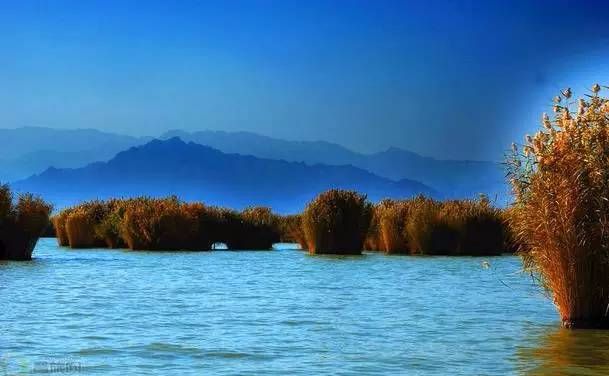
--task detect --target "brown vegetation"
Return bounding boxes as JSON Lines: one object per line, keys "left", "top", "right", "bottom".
{"left": 49, "top": 191, "right": 510, "bottom": 257}
{"left": 404, "top": 196, "right": 455, "bottom": 255}
{"left": 230, "top": 207, "right": 281, "bottom": 250}
{"left": 52, "top": 209, "right": 72, "bottom": 247}
{"left": 302, "top": 189, "right": 373, "bottom": 255}
{"left": 278, "top": 214, "right": 307, "bottom": 249}
{"left": 507, "top": 84, "right": 609, "bottom": 328}
{"left": 64, "top": 201, "right": 108, "bottom": 248}
{"left": 378, "top": 199, "right": 411, "bottom": 254}
{"left": 120, "top": 197, "right": 194, "bottom": 250}
{"left": 52, "top": 197, "right": 283, "bottom": 251}
{"left": 0, "top": 184, "right": 52, "bottom": 260}
{"left": 365, "top": 195, "right": 507, "bottom": 256}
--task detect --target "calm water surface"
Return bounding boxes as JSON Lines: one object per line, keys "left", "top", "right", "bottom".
{"left": 2, "top": 238, "right": 609, "bottom": 375}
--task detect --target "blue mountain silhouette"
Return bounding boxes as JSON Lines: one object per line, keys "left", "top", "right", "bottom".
{"left": 13, "top": 137, "right": 436, "bottom": 213}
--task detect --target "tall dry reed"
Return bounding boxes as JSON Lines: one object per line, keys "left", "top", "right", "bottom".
{"left": 120, "top": 197, "right": 195, "bottom": 250}
{"left": 378, "top": 199, "right": 411, "bottom": 254}
{"left": 0, "top": 184, "right": 52, "bottom": 260}
{"left": 278, "top": 214, "right": 307, "bottom": 249}
{"left": 227, "top": 207, "right": 280, "bottom": 250}
{"left": 364, "top": 200, "right": 391, "bottom": 252}
{"left": 64, "top": 201, "right": 108, "bottom": 248}
{"left": 94, "top": 199, "right": 127, "bottom": 248}
{"left": 302, "top": 189, "right": 373, "bottom": 255}
{"left": 405, "top": 196, "right": 457, "bottom": 255}
{"left": 51, "top": 209, "right": 72, "bottom": 246}
{"left": 507, "top": 84, "right": 609, "bottom": 328}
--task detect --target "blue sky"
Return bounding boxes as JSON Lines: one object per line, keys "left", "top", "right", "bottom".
{"left": 1, "top": 0, "right": 609, "bottom": 159}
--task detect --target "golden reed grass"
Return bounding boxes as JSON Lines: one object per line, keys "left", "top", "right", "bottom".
{"left": 364, "top": 195, "right": 506, "bottom": 256}
{"left": 507, "top": 84, "right": 609, "bottom": 328}
{"left": 52, "top": 197, "right": 283, "bottom": 251}
{"left": 377, "top": 199, "right": 410, "bottom": 254}
{"left": 52, "top": 209, "right": 72, "bottom": 247}
{"left": 94, "top": 199, "right": 127, "bottom": 248}
{"left": 51, "top": 190, "right": 509, "bottom": 256}
{"left": 302, "top": 189, "right": 373, "bottom": 255}
{"left": 64, "top": 201, "right": 108, "bottom": 248}
{"left": 278, "top": 214, "right": 307, "bottom": 249}
{"left": 0, "top": 184, "right": 52, "bottom": 260}
{"left": 120, "top": 196, "right": 194, "bottom": 250}
{"left": 364, "top": 199, "right": 392, "bottom": 252}
{"left": 404, "top": 196, "right": 455, "bottom": 254}
{"left": 232, "top": 207, "right": 281, "bottom": 250}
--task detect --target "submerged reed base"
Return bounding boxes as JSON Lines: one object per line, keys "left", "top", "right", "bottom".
{"left": 562, "top": 319, "right": 609, "bottom": 330}
{"left": 0, "top": 223, "right": 37, "bottom": 260}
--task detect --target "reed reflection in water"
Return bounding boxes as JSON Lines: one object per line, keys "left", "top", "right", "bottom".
{"left": 518, "top": 326, "right": 609, "bottom": 375}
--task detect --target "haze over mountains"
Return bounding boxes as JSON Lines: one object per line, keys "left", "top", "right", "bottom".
{"left": 1, "top": 127, "right": 507, "bottom": 210}
{"left": 13, "top": 138, "right": 434, "bottom": 212}
{"left": 0, "top": 127, "right": 150, "bottom": 181}
{"left": 161, "top": 130, "right": 505, "bottom": 200}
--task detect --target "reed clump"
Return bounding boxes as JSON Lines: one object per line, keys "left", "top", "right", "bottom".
{"left": 94, "top": 199, "right": 128, "bottom": 248}
{"left": 302, "top": 189, "right": 373, "bottom": 255}
{"left": 0, "top": 184, "right": 52, "bottom": 260}
{"left": 51, "top": 208, "right": 72, "bottom": 247}
{"left": 52, "top": 197, "right": 283, "bottom": 251}
{"left": 228, "top": 207, "right": 280, "bottom": 250}
{"left": 364, "top": 199, "right": 391, "bottom": 252}
{"left": 507, "top": 85, "right": 609, "bottom": 328}
{"left": 404, "top": 196, "right": 457, "bottom": 255}
{"left": 365, "top": 195, "right": 506, "bottom": 256}
{"left": 182, "top": 203, "right": 220, "bottom": 250}
{"left": 278, "top": 214, "right": 307, "bottom": 249}
{"left": 50, "top": 191, "right": 508, "bottom": 256}
{"left": 120, "top": 196, "right": 195, "bottom": 250}
{"left": 378, "top": 199, "right": 412, "bottom": 254}
{"left": 439, "top": 196, "right": 505, "bottom": 256}
{"left": 64, "top": 201, "right": 109, "bottom": 248}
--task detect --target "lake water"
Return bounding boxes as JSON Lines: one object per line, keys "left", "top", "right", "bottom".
{"left": 2, "top": 238, "right": 609, "bottom": 375}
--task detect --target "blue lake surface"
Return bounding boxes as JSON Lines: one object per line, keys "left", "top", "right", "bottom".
{"left": 2, "top": 238, "right": 609, "bottom": 375}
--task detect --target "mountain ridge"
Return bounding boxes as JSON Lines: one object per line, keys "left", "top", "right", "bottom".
{"left": 14, "top": 137, "right": 436, "bottom": 213}
{"left": 0, "top": 126, "right": 506, "bottom": 201}
{"left": 160, "top": 129, "right": 505, "bottom": 199}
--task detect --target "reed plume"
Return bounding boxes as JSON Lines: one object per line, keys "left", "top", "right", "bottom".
{"left": 507, "top": 84, "right": 609, "bottom": 328}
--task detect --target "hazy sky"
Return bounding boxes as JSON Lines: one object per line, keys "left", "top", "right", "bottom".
{"left": 1, "top": 0, "right": 609, "bottom": 160}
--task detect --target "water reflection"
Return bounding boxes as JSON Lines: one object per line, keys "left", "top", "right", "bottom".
{"left": 518, "top": 326, "right": 609, "bottom": 375}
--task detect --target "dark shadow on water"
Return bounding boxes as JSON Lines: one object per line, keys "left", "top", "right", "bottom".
{"left": 517, "top": 325, "right": 609, "bottom": 375}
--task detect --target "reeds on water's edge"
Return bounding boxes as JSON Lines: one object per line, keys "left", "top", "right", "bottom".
{"left": 0, "top": 184, "right": 52, "bottom": 260}
{"left": 366, "top": 195, "right": 509, "bottom": 256}
{"left": 302, "top": 189, "right": 373, "bottom": 255}
{"left": 52, "top": 196, "right": 284, "bottom": 251}
{"left": 507, "top": 84, "right": 609, "bottom": 329}
{"left": 50, "top": 190, "right": 512, "bottom": 256}
{"left": 278, "top": 214, "right": 307, "bottom": 249}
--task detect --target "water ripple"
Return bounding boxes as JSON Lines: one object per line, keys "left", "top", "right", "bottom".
{"left": 0, "top": 238, "right": 588, "bottom": 375}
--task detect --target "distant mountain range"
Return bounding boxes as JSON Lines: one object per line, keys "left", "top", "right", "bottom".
{"left": 0, "top": 127, "right": 508, "bottom": 205}
{"left": 160, "top": 130, "right": 506, "bottom": 199}
{"left": 0, "top": 127, "right": 150, "bottom": 181}
{"left": 13, "top": 138, "right": 435, "bottom": 212}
